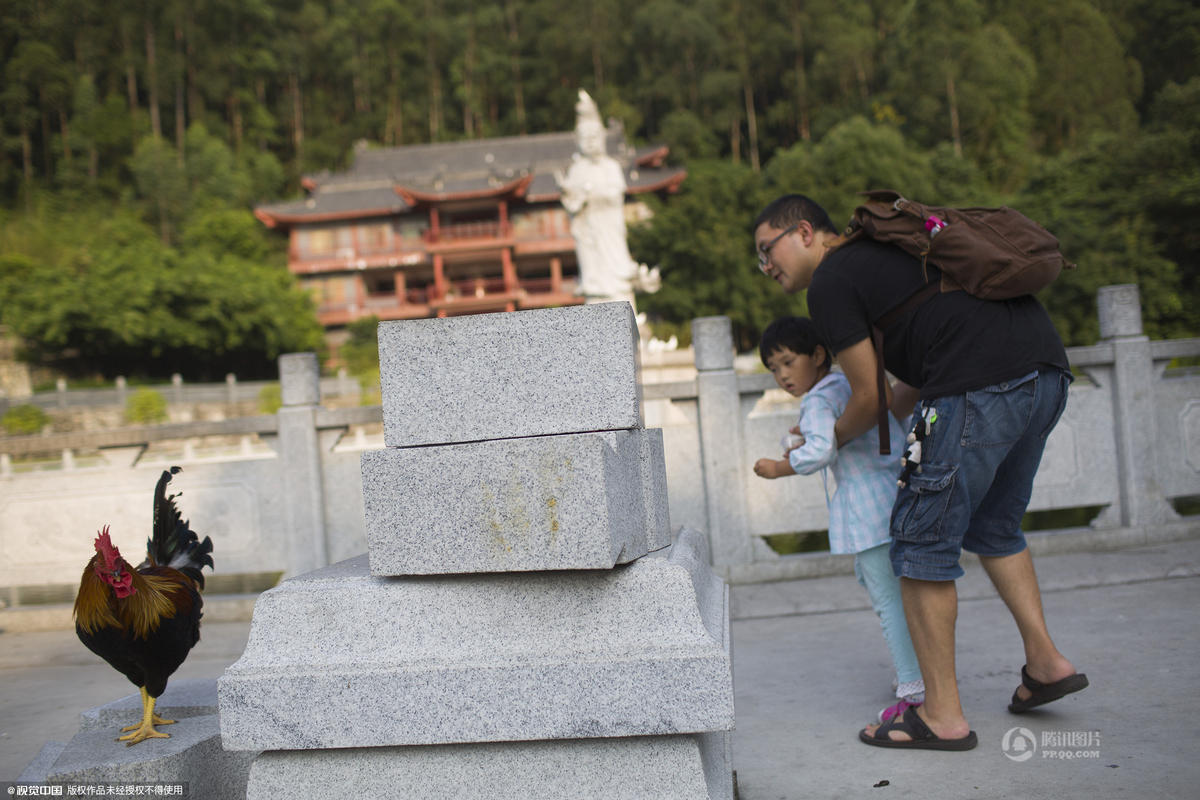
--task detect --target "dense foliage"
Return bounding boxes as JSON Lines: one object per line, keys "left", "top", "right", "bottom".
{"left": 1, "top": 0, "right": 1196, "bottom": 373}
{"left": 1, "top": 403, "right": 48, "bottom": 434}
{"left": 124, "top": 387, "right": 167, "bottom": 424}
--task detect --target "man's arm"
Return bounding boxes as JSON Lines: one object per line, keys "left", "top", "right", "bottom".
{"left": 833, "top": 337, "right": 886, "bottom": 448}
{"left": 890, "top": 379, "right": 920, "bottom": 421}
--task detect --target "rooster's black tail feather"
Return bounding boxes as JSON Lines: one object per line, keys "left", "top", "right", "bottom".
{"left": 147, "top": 466, "right": 214, "bottom": 589}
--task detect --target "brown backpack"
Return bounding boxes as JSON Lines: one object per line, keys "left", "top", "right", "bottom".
{"left": 840, "top": 189, "right": 1076, "bottom": 454}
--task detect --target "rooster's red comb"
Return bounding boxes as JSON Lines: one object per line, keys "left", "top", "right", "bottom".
{"left": 94, "top": 525, "right": 121, "bottom": 565}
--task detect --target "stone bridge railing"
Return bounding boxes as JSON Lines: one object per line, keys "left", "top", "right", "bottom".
{"left": 662, "top": 284, "right": 1200, "bottom": 581}
{"left": 1, "top": 284, "right": 1197, "bottom": 603}
{"left": 6, "top": 370, "right": 360, "bottom": 412}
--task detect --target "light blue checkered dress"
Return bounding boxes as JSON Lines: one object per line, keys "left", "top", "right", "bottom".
{"left": 787, "top": 372, "right": 908, "bottom": 555}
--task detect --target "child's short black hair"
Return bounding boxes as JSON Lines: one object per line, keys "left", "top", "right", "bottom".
{"left": 759, "top": 316, "right": 832, "bottom": 369}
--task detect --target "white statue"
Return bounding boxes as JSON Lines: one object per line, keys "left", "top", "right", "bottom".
{"left": 556, "top": 90, "right": 660, "bottom": 308}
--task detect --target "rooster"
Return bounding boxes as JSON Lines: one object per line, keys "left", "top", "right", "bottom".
{"left": 74, "top": 466, "right": 214, "bottom": 746}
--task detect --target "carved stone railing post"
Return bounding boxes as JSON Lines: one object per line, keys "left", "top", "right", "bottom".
{"left": 1096, "top": 284, "right": 1179, "bottom": 528}
{"left": 692, "top": 316, "right": 754, "bottom": 569}
{"left": 276, "top": 353, "right": 330, "bottom": 577}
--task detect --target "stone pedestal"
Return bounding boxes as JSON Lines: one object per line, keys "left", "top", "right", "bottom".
{"left": 244, "top": 731, "right": 730, "bottom": 800}
{"left": 219, "top": 303, "right": 735, "bottom": 799}
{"left": 18, "top": 680, "right": 255, "bottom": 800}
{"left": 219, "top": 532, "right": 732, "bottom": 751}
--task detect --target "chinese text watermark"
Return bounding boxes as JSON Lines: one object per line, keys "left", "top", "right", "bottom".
{"left": 1002, "top": 728, "right": 1102, "bottom": 762}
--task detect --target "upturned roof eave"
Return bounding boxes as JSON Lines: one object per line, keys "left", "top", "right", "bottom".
{"left": 254, "top": 205, "right": 405, "bottom": 227}
{"left": 394, "top": 174, "right": 535, "bottom": 206}
{"left": 628, "top": 169, "right": 688, "bottom": 195}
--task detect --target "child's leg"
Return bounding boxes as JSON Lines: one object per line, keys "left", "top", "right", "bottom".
{"left": 854, "top": 542, "right": 924, "bottom": 697}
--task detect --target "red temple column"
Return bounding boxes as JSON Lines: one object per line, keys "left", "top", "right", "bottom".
{"left": 394, "top": 270, "right": 407, "bottom": 306}
{"left": 550, "top": 257, "right": 563, "bottom": 293}
{"left": 353, "top": 274, "right": 366, "bottom": 316}
{"left": 433, "top": 254, "right": 446, "bottom": 300}
{"left": 502, "top": 248, "right": 517, "bottom": 292}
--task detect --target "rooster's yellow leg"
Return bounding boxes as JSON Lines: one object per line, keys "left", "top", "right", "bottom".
{"left": 117, "top": 687, "right": 172, "bottom": 746}
{"left": 120, "top": 712, "right": 175, "bottom": 731}
{"left": 119, "top": 687, "right": 177, "bottom": 730}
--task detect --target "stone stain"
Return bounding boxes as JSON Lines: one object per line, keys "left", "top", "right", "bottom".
{"left": 480, "top": 453, "right": 575, "bottom": 557}
{"left": 547, "top": 497, "right": 559, "bottom": 545}
{"left": 480, "top": 488, "right": 511, "bottom": 552}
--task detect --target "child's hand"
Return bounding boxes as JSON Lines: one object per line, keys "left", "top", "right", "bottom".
{"left": 754, "top": 458, "right": 787, "bottom": 479}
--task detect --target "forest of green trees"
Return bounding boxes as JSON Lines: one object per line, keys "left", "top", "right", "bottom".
{"left": 0, "top": 0, "right": 1197, "bottom": 378}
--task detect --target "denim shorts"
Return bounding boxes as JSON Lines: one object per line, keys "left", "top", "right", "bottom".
{"left": 889, "top": 368, "right": 1072, "bottom": 581}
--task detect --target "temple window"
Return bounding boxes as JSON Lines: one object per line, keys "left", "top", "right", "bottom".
{"left": 359, "top": 223, "right": 393, "bottom": 253}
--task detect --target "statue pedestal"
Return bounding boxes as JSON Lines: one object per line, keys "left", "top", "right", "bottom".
{"left": 220, "top": 303, "right": 736, "bottom": 799}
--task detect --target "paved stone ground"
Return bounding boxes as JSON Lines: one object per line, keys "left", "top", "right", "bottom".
{"left": 732, "top": 568, "right": 1200, "bottom": 798}
{"left": 3, "top": 539, "right": 1199, "bottom": 799}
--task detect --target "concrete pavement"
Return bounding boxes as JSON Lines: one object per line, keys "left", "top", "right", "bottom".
{"left": 3, "top": 537, "right": 1199, "bottom": 798}
{"left": 731, "top": 538, "right": 1200, "bottom": 799}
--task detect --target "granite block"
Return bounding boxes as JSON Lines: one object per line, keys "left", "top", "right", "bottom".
{"left": 79, "top": 678, "right": 218, "bottom": 732}
{"left": 377, "top": 302, "right": 643, "bottom": 447}
{"left": 218, "top": 530, "right": 733, "bottom": 751}
{"left": 17, "top": 741, "right": 66, "bottom": 783}
{"left": 245, "top": 732, "right": 731, "bottom": 800}
{"left": 641, "top": 428, "right": 674, "bottom": 552}
{"left": 36, "top": 715, "right": 255, "bottom": 800}
{"left": 361, "top": 429, "right": 670, "bottom": 575}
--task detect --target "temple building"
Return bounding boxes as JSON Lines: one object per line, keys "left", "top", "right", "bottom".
{"left": 255, "top": 121, "right": 686, "bottom": 352}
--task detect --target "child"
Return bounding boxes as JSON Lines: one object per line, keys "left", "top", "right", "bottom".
{"left": 752, "top": 316, "right": 924, "bottom": 723}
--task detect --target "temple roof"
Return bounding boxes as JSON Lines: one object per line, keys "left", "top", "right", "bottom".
{"left": 256, "top": 121, "right": 685, "bottom": 226}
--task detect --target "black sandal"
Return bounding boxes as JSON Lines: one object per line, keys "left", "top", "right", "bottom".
{"left": 859, "top": 706, "right": 978, "bottom": 751}
{"left": 1008, "top": 665, "right": 1089, "bottom": 713}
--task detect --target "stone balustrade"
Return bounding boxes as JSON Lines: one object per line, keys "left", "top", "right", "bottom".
{"left": 1, "top": 284, "right": 1198, "bottom": 602}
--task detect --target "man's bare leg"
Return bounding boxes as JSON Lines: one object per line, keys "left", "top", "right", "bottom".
{"left": 863, "top": 577, "right": 971, "bottom": 741}
{"left": 979, "top": 548, "right": 1077, "bottom": 699}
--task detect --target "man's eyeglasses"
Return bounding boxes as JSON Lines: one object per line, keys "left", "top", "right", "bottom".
{"left": 757, "top": 224, "right": 799, "bottom": 272}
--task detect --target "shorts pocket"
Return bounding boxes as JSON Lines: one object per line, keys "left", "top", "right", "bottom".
{"left": 1036, "top": 370, "right": 1072, "bottom": 439}
{"left": 891, "top": 462, "right": 958, "bottom": 544}
{"left": 962, "top": 373, "right": 1037, "bottom": 447}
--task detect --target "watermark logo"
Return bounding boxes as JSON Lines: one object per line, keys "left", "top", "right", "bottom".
{"left": 1002, "top": 726, "right": 1038, "bottom": 762}
{"left": 1002, "top": 728, "right": 1102, "bottom": 762}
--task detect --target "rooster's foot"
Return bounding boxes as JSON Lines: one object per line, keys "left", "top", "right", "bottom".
{"left": 117, "top": 721, "right": 171, "bottom": 746}
{"left": 121, "top": 713, "right": 175, "bottom": 731}
{"left": 118, "top": 687, "right": 172, "bottom": 745}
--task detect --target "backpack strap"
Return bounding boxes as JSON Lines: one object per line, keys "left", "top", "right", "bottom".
{"left": 870, "top": 280, "right": 940, "bottom": 455}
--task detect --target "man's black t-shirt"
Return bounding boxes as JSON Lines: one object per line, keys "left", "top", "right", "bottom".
{"left": 808, "top": 238, "right": 1070, "bottom": 399}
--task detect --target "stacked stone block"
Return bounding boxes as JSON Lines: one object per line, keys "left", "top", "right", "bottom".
{"left": 218, "top": 303, "right": 735, "bottom": 799}
{"left": 18, "top": 680, "right": 254, "bottom": 800}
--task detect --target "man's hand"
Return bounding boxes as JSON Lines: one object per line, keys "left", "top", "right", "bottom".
{"left": 779, "top": 426, "right": 806, "bottom": 454}
{"left": 891, "top": 380, "right": 920, "bottom": 421}
{"left": 754, "top": 457, "right": 795, "bottom": 479}
{"left": 787, "top": 426, "right": 806, "bottom": 449}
